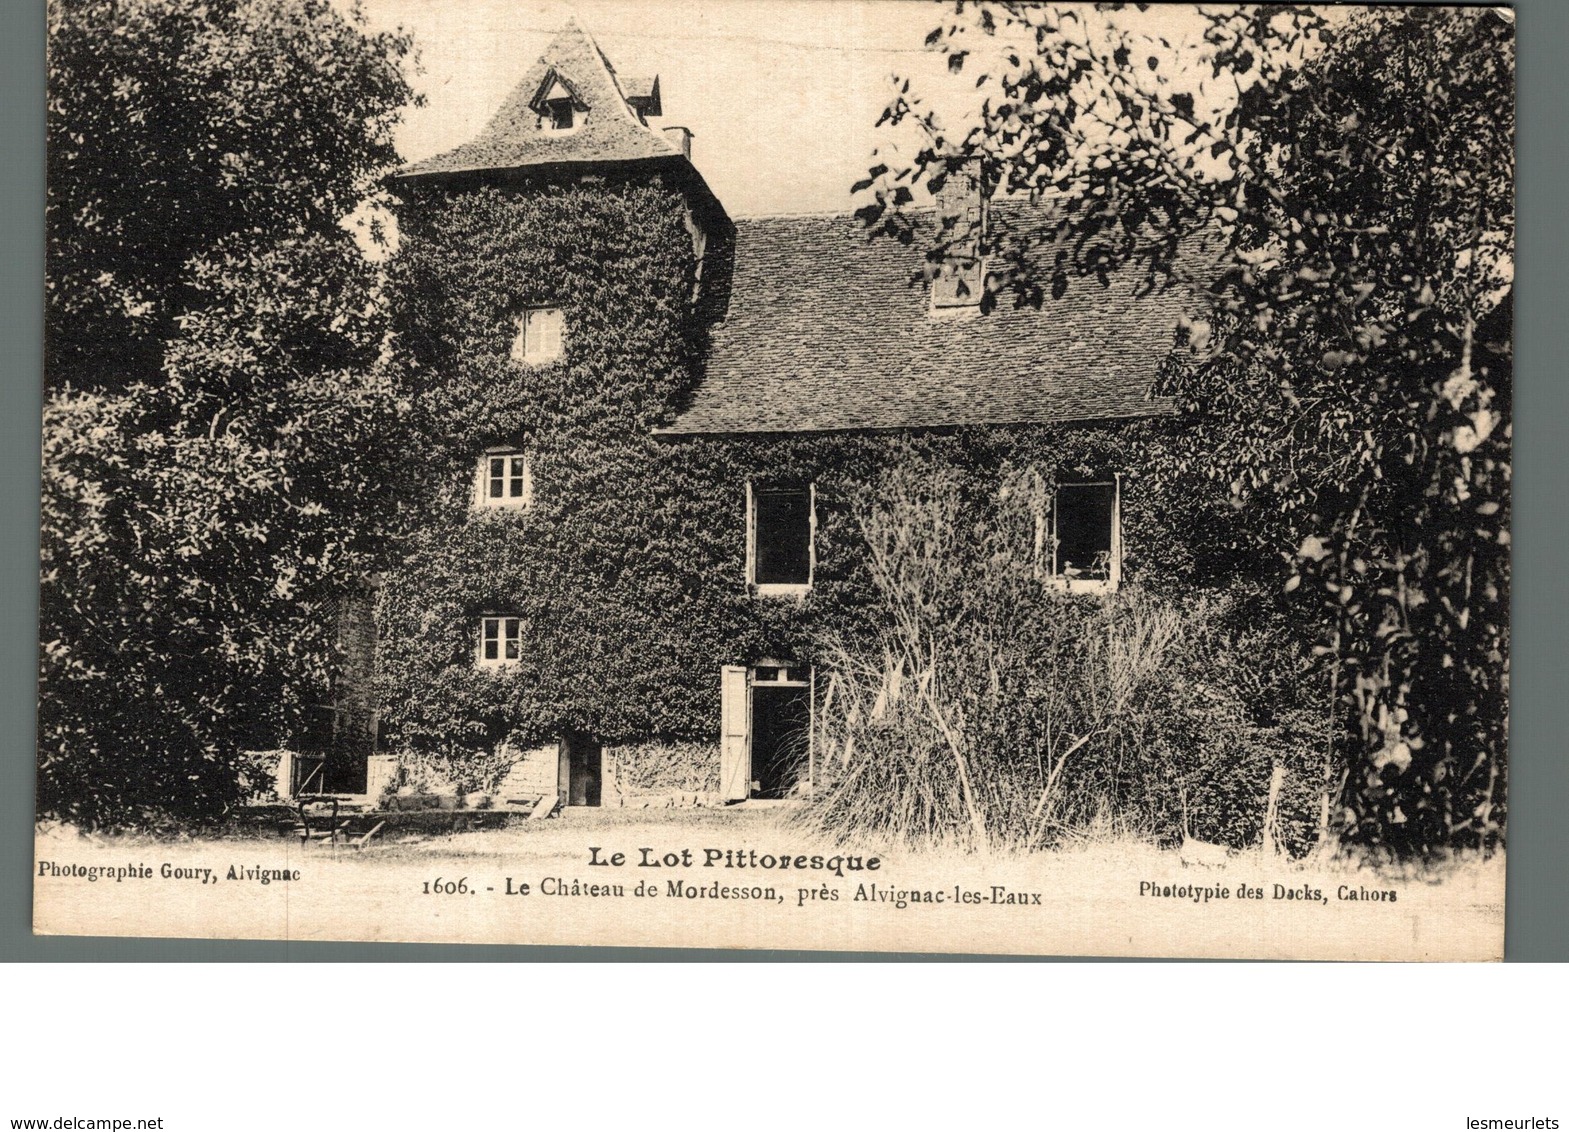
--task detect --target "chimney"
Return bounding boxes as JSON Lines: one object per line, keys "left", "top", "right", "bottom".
{"left": 662, "top": 126, "right": 693, "bottom": 160}
{"left": 933, "top": 159, "right": 984, "bottom": 243}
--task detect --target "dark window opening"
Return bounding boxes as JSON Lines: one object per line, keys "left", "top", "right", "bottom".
{"left": 1054, "top": 482, "right": 1116, "bottom": 579}
{"left": 753, "top": 486, "right": 812, "bottom": 587}
{"left": 547, "top": 100, "right": 574, "bottom": 130}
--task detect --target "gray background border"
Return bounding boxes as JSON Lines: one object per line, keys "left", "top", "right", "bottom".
{"left": 2, "top": 0, "right": 1561, "bottom": 962}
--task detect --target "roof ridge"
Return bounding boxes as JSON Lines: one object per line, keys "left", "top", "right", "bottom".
{"left": 731, "top": 204, "right": 941, "bottom": 221}
{"left": 731, "top": 196, "right": 1069, "bottom": 222}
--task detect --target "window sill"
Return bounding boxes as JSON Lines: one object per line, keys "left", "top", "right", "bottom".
{"left": 1046, "top": 577, "right": 1118, "bottom": 596}
{"left": 750, "top": 582, "right": 812, "bottom": 599}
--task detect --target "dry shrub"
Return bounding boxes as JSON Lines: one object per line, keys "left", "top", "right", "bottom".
{"left": 611, "top": 741, "right": 722, "bottom": 795}
{"left": 387, "top": 748, "right": 515, "bottom": 796}
{"left": 799, "top": 463, "right": 1324, "bottom": 852}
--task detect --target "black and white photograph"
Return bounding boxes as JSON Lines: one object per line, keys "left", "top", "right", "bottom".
{"left": 34, "top": 0, "right": 1513, "bottom": 959}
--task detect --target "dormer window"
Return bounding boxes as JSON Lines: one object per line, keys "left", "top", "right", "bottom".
{"left": 624, "top": 75, "right": 662, "bottom": 122}
{"left": 512, "top": 307, "right": 564, "bottom": 365}
{"left": 930, "top": 163, "right": 988, "bottom": 313}
{"left": 930, "top": 244, "right": 986, "bottom": 311}
{"left": 532, "top": 71, "right": 584, "bottom": 134}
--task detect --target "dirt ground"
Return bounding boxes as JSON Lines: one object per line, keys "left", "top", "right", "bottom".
{"left": 369, "top": 801, "right": 805, "bottom": 864}
{"left": 33, "top": 806, "right": 1505, "bottom": 958}
{"left": 40, "top": 800, "right": 807, "bottom": 866}
{"left": 40, "top": 800, "right": 1503, "bottom": 883}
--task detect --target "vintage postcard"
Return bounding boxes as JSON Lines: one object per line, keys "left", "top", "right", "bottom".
{"left": 35, "top": 1, "right": 1511, "bottom": 958}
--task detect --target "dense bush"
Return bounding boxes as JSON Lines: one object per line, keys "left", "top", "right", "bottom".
{"left": 609, "top": 742, "right": 722, "bottom": 797}
{"left": 797, "top": 465, "right": 1328, "bottom": 853}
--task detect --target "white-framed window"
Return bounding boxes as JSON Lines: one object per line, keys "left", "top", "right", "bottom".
{"left": 474, "top": 449, "right": 532, "bottom": 510}
{"left": 1041, "top": 478, "right": 1121, "bottom": 593}
{"left": 512, "top": 307, "right": 565, "bottom": 365}
{"left": 747, "top": 482, "right": 815, "bottom": 595}
{"left": 477, "top": 616, "right": 523, "bottom": 668}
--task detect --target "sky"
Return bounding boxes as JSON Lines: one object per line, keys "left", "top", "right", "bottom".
{"left": 353, "top": 0, "right": 1221, "bottom": 218}
{"left": 355, "top": 0, "right": 957, "bottom": 217}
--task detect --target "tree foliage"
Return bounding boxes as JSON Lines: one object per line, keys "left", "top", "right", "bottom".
{"left": 859, "top": 4, "right": 1513, "bottom": 852}
{"left": 46, "top": 0, "right": 414, "bottom": 391}
{"left": 40, "top": 0, "right": 418, "bottom": 826}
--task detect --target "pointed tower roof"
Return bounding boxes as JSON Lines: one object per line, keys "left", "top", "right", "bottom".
{"left": 398, "top": 18, "right": 679, "bottom": 180}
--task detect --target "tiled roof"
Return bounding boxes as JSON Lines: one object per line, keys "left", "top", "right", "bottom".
{"left": 621, "top": 75, "right": 661, "bottom": 115}
{"left": 397, "top": 19, "right": 679, "bottom": 180}
{"left": 662, "top": 209, "right": 1190, "bottom": 435}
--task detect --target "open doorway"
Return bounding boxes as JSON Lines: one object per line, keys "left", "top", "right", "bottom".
{"left": 749, "top": 665, "right": 810, "bottom": 799}
{"left": 721, "top": 663, "right": 814, "bottom": 802}
{"left": 558, "top": 734, "right": 602, "bottom": 807}
{"left": 297, "top": 704, "right": 368, "bottom": 795}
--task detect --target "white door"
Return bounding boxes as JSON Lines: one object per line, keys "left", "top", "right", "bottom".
{"left": 720, "top": 665, "right": 751, "bottom": 802}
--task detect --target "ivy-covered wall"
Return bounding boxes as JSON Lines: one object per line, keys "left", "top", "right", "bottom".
{"left": 376, "top": 170, "right": 1239, "bottom": 768}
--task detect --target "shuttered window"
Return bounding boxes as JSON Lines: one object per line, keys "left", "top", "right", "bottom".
{"left": 512, "top": 307, "right": 565, "bottom": 365}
